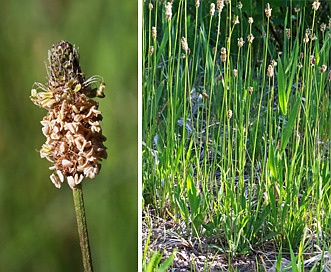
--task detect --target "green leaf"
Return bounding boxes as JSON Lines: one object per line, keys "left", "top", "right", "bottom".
{"left": 156, "top": 251, "right": 176, "bottom": 272}
{"left": 186, "top": 176, "right": 200, "bottom": 217}
{"left": 277, "top": 55, "right": 287, "bottom": 115}
{"left": 268, "top": 143, "right": 278, "bottom": 179}
{"left": 280, "top": 98, "right": 300, "bottom": 153}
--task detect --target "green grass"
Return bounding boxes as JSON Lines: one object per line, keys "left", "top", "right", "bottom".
{"left": 143, "top": 0, "right": 331, "bottom": 270}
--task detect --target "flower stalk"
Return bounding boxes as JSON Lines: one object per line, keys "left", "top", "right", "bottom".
{"left": 73, "top": 184, "right": 93, "bottom": 272}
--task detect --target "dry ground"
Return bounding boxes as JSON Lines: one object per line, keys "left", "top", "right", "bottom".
{"left": 142, "top": 208, "right": 331, "bottom": 271}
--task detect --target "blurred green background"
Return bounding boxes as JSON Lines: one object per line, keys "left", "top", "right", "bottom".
{"left": 0, "top": 0, "right": 137, "bottom": 271}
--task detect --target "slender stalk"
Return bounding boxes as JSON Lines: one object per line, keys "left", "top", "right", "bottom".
{"left": 73, "top": 184, "right": 93, "bottom": 272}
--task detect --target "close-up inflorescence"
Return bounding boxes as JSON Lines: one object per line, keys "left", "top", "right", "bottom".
{"left": 30, "top": 40, "right": 107, "bottom": 189}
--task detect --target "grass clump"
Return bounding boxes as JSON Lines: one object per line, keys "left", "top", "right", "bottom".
{"left": 143, "top": 0, "right": 331, "bottom": 270}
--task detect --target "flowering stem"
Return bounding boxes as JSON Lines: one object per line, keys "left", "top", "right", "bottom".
{"left": 73, "top": 184, "right": 93, "bottom": 272}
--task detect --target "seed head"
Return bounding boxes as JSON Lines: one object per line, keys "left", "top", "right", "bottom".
{"left": 267, "top": 64, "right": 274, "bottom": 78}
{"left": 247, "top": 33, "right": 255, "bottom": 43}
{"left": 152, "top": 26, "right": 157, "bottom": 40}
{"left": 217, "top": 0, "right": 224, "bottom": 12}
{"left": 195, "top": 0, "right": 200, "bottom": 8}
{"left": 165, "top": 2, "right": 172, "bottom": 21}
{"left": 237, "top": 1, "right": 243, "bottom": 9}
{"left": 294, "top": 5, "right": 300, "bottom": 13}
{"left": 248, "top": 17, "right": 254, "bottom": 24}
{"left": 220, "top": 47, "right": 227, "bottom": 62}
{"left": 318, "top": 65, "right": 327, "bottom": 73}
{"left": 286, "top": 28, "right": 291, "bottom": 39}
{"left": 227, "top": 110, "right": 233, "bottom": 119}
{"left": 210, "top": 3, "right": 215, "bottom": 16}
{"left": 303, "top": 33, "right": 309, "bottom": 44}
{"left": 149, "top": 46, "right": 154, "bottom": 55}
{"left": 310, "top": 55, "right": 316, "bottom": 66}
{"left": 320, "top": 23, "right": 326, "bottom": 32}
{"left": 181, "top": 37, "right": 190, "bottom": 54}
{"left": 233, "top": 15, "right": 239, "bottom": 25}
{"left": 238, "top": 37, "right": 244, "bottom": 47}
{"left": 265, "top": 3, "right": 272, "bottom": 18}
{"left": 233, "top": 69, "right": 238, "bottom": 78}
{"left": 312, "top": 0, "right": 320, "bottom": 11}
{"left": 30, "top": 41, "right": 107, "bottom": 189}
{"left": 248, "top": 86, "right": 253, "bottom": 94}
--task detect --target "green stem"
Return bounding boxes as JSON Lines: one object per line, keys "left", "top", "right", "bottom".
{"left": 73, "top": 184, "right": 93, "bottom": 272}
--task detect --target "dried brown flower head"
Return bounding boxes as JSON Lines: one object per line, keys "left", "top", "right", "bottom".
{"left": 227, "top": 109, "right": 233, "bottom": 119}
{"left": 210, "top": 3, "right": 215, "bottom": 16}
{"left": 220, "top": 47, "right": 227, "bottom": 62}
{"left": 165, "top": 2, "right": 172, "bottom": 21}
{"left": 30, "top": 41, "right": 107, "bottom": 189}
{"left": 152, "top": 26, "right": 157, "bottom": 40}
{"left": 247, "top": 33, "right": 255, "bottom": 43}
{"left": 181, "top": 37, "right": 190, "bottom": 54}
{"left": 319, "top": 65, "right": 327, "bottom": 73}
{"left": 320, "top": 23, "right": 327, "bottom": 33}
{"left": 286, "top": 28, "right": 291, "bottom": 39}
{"left": 310, "top": 55, "right": 316, "bottom": 66}
{"left": 217, "top": 0, "right": 224, "bottom": 11}
{"left": 233, "top": 15, "right": 239, "bottom": 25}
{"left": 312, "top": 0, "right": 320, "bottom": 11}
{"left": 149, "top": 46, "right": 154, "bottom": 55}
{"left": 267, "top": 64, "right": 274, "bottom": 78}
{"left": 303, "top": 33, "right": 309, "bottom": 44}
{"left": 265, "top": 3, "right": 272, "bottom": 18}
{"left": 238, "top": 37, "right": 244, "bottom": 47}
{"left": 233, "top": 69, "right": 238, "bottom": 78}
{"left": 202, "top": 91, "right": 209, "bottom": 99}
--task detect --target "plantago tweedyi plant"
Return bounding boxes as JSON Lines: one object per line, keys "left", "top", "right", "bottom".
{"left": 30, "top": 40, "right": 107, "bottom": 271}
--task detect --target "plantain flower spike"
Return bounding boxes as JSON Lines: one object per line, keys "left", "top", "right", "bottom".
{"left": 30, "top": 40, "right": 107, "bottom": 189}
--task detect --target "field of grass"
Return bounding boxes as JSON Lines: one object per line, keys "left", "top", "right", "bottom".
{"left": 142, "top": 0, "right": 331, "bottom": 270}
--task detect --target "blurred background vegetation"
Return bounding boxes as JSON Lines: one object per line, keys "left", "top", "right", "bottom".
{"left": 0, "top": 0, "right": 137, "bottom": 271}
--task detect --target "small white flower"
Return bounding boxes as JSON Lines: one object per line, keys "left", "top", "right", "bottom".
{"left": 67, "top": 176, "right": 75, "bottom": 189}
{"left": 62, "top": 159, "right": 73, "bottom": 167}
{"left": 50, "top": 173, "right": 63, "bottom": 188}
{"left": 84, "top": 166, "right": 97, "bottom": 179}
{"left": 67, "top": 174, "right": 83, "bottom": 189}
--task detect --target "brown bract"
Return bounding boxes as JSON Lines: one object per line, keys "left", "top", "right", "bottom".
{"left": 30, "top": 40, "right": 107, "bottom": 189}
